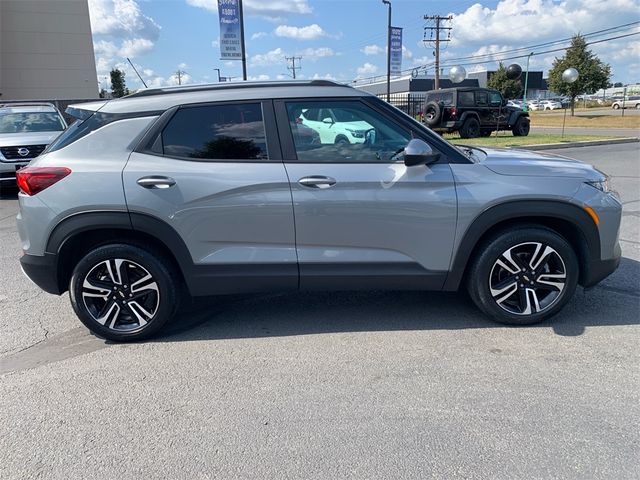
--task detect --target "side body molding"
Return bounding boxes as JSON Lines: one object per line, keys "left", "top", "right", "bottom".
{"left": 442, "top": 200, "right": 601, "bottom": 291}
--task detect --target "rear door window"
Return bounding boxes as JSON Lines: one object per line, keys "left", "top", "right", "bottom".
{"left": 476, "top": 92, "right": 488, "bottom": 106}
{"left": 457, "top": 91, "right": 474, "bottom": 106}
{"left": 161, "top": 103, "right": 268, "bottom": 161}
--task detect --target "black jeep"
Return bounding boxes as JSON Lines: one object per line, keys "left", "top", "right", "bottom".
{"left": 423, "top": 87, "right": 530, "bottom": 138}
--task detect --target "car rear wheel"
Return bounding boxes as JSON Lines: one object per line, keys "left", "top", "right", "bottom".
{"left": 467, "top": 227, "right": 578, "bottom": 325}
{"left": 459, "top": 117, "right": 480, "bottom": 138}
{"left": 69, "top": 244, "right": 178, "bottom": 342}
{"left": 636, "top": 104, "right": 640, "bottom": 109}
{"left": 512, "top": 116, "right": 530, "bottom": 136}
{"left": 612, "top": 104, "right": 620, "bottom": 109}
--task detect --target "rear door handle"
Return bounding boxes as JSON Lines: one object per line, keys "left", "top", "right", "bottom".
{"left": 137, "top": 176, "right": 176, "bottom": 189}
{"left": 298, "top": 176, "right": 336, "bottom": 189}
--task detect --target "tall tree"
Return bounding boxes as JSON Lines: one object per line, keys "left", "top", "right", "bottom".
{"left": 547, "top": 35, "right": 611, "bottom": 115}
{"left": 487, "top": 62, "right": 522, "bottom": 100}
{"left": 110, "top": 69, "right": 129, "bottom": 98}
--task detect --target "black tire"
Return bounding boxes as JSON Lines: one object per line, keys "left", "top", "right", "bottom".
{"left": 612, "top": 103, "right": 620, "bottom": 110}
{"left": 335, "top": 135, "right": 350, "bottom": 145}
{"left": 512, "top": 116, "right": 530, "bottom": 136}
{"left": 459, "top": 117, "right": 480, "bottom": 138}
{"left": 69, "top": 244, "right": 179, "bottom": 342}
{"left": 423, "top": 101, "right": 442, "bottom": 127}
{"left": 467, "top": 227, "right": 578, "bottom": 325}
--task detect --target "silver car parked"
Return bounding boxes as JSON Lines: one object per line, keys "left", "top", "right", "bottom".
{"left": 0, "top": 103, "right": 67, "bottom": 185}
{"left": 16, "top": 81, "right": 622, "bottom": 341}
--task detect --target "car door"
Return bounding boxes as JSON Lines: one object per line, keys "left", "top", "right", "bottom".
{"left": 275, "top": 97, "right": 457, "bottom": 290}
{"left": 475, "top": 90, "right": 492, "bottom": 127}
{"left": 123, "top": 100, "right": 297, "bottom": 294}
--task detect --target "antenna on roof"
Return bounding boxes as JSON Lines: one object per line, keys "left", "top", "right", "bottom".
{"left": 127, "top": 58, "right": 148, "bottom": 88}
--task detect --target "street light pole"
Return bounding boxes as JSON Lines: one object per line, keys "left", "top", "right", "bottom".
{"left": 214, "top": 68, "right": 221, "bottom": 82}
{"left": 382, "top": 0, "right": 391, "bottom": 102}
{"left": 522, "top": 52, "right": 534, "bottom": 112}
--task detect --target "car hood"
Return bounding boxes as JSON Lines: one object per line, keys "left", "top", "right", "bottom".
{"left": 0, "top": 131, "right": 61, "bottom": 147}
{"left": 470, "top": 146, "right": 604, "bottom": 181}
{"left": 341, "top": 121, "right": 373, "bottom": 131}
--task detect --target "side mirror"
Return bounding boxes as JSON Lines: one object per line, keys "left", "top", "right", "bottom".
{"left": 322, "top": 117, "right": 334, "bottom": 124}
{"left": 404, "top": 139, "right": 440, "bottom": 167}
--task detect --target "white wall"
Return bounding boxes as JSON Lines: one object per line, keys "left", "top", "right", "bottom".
{"left": 0, "top": 0, "right": 98, "bottom": 100}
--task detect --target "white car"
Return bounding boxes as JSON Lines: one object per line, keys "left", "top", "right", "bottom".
{"left": 299, "top": 107, "right": 373, "bottom": 144}
{"left": 0, "top": 103, "right": 67, "bottom": 185}
{"left": 526, "top": 100, "right": 543, "bottom": 111}
{"left": 541, "top": 100, "right": 563, "bottom": 110}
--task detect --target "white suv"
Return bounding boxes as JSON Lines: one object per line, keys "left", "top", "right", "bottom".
{"left": 0, "top": 103, "right": 67, "bottom": 185}
{"left": 299, "top": 107, "right": 373, "bottom": 144}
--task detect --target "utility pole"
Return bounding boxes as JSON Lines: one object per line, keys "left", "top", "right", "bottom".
{"left": 382, "top": 0, "right": 391, "bottom": 102}
{"left": 423, "top": 15, "right": 452, "bottom": 90}
{"left": 286, "top": 56, "right": 302, "bottom": 79}
{"left": 174, "top": 69, "right": 187, "bottom": 85}
{"left": 239, "top": 0, "right": 247, "bottom": 80}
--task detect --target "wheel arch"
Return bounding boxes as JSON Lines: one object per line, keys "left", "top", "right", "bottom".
{"left": 443, "top": 200, "right": 600, "bottom": 291}
{"left": 47, "top": 211, "right": 192, "bottom": 295}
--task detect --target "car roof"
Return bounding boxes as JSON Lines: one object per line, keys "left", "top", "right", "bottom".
{"left": 70, "top": 80, "right": 371, "bottom": 115}
{"left": 0, "top": 104, "right": 59, "bottom": 114}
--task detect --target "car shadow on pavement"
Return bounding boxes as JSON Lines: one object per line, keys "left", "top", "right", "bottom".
{"left": 156, "top": 256, "right": 640, "bottom": 342}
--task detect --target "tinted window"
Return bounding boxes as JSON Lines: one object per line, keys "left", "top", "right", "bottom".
{"left": 162, "top": 103, "right": 267, "bottom": 160}
{"left": 427, "top": 92, "right": 453, "bottom": 106}
{"left": 489, "top": 91, "right": 502, "bottom": 106}
{"left": 458, "top": 91, "right": 474, "bottom": 106}
{"left": 0, "top": 112, "right": 65, "bottom": 133}
{"left": 287, "top": 100, "right": 411, "bottom": 163}
{"left": 476, "top": 92, "right": 488, "bottom": 106}
{"left": 45, "top": 112, "right": 111, "bottom": 153}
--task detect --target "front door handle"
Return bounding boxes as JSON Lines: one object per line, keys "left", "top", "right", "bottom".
{"left": 137, "top": 176, "right": 176, "bottom": 189}
{"left": 298, "top": 176, "right": 336, "bottom": 189}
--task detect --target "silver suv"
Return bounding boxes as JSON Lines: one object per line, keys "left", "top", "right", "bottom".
{"left": 16, "top": 81, "right": 622, "bottom": 341}
{"left": 0, "top": 103, "right": 67, "bottom": 184}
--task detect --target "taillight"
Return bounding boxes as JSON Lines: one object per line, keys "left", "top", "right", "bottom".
{"left": 450, "top": 107, "right": 458, "bottom": 117}
{"left": 16, "top": 167, "right": 71, "bottom": 196}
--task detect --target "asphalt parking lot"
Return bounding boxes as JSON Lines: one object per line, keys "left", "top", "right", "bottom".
{"left": 1, "top": 143, "right": 639, "bottom": 479}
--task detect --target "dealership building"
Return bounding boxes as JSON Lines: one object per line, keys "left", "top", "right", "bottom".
{"left": 0, "top": 0, "right": 98, "bottom": 100}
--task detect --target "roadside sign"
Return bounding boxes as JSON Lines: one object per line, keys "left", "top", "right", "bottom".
{"left": 390, "top": 27, "right": 403, "bottom": 75}
{"left": 218, "top": 0, "right": 243, "bottom": 60}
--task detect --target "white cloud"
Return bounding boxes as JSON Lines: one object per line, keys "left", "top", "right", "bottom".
{"left": 275, "top": 24, "right": 329, "bottom": 40}
{"left": 362, "top": 44, "right": 384, "bottom": 55}
{"left": 248, "top": 74, "right": 271, "bottom": 81}
{"left": 251, "top": 32, "right": 268, "bottom": 40}
{"left": 357, "top": 62, "right": 378, "bottom": 76}
{"left": 402, "top": 46, "right": 413, "bottom": 60}
{"left": 249, "top": 47, "right": 286, "bottom": 67}
{"left": 93, "top": 40, "right": 119, "bottom": 57}
{"left": 298, "top": 47, "right": 335, "bottom": 60}
{"left": 178, "top": 62, "right": 188, "bottom": 69}
{"left": 88, "top": 0, "right": 160, "bottom": 40}
{"left": 311, "top": 73, "right": 338, "bottom": 81}
{"left": 119, "top": 38, "right": 155, "bottom": 57}
{"left": 185, "top": 0, "right": 312, "bottom": 18}
{"left": 449, "top": 0, "right": 639, "bottom": 46}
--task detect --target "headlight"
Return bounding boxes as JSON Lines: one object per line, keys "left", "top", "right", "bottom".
{"left": 586, "top": 178, "right": 611, "bottom": 193}
{"left": 346, "top": 129, "right": 365, "bottom": 138}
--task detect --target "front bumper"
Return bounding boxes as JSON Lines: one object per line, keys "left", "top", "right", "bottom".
{"left": 20, "top": 252, "right": 63, "bottom": 295}
{"left": 582, "top": 256, "right": 621, "bottom": 288}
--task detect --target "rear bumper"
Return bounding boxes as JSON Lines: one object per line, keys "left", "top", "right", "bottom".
{"left": 20, "top": 252, "right": 62, "bottom": 295}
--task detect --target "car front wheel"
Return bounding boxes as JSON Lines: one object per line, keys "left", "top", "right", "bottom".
{"left": 467, "top": 227, "right": 578, "bottom": 325}
{"left": 612, "top": 104, "right": 620, "bottom": 109}
{"left": 512, "top": 116, "right": 530, "bottom": 136}
{"left": 69, "top": 244, "right": 179, "bottom": 342}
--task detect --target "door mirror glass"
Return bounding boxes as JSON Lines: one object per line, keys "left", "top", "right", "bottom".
{"left": 322, "top": 117, "right": 334, "bottom": 124}
{"left": 404, "top": 139, "right": 440, "bottom": 167}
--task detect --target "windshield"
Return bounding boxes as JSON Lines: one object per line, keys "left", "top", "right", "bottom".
{"left": 0, "top": 112, "right": 65, "bottom": 133}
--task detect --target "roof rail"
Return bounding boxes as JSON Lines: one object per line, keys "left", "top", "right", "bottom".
{"left": 125, "top": 79, "right": 344, "bottom": 98}
{"left": 0, "top": 101, "right": 58, "bottom": 109}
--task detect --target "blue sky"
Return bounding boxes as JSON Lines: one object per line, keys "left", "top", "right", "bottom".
{"left": 89, "top": 0, "right": 640, "bottom": 90}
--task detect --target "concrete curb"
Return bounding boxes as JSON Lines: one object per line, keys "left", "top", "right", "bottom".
{"left": 521, "top": 137, "right": 639, "bottom": 151}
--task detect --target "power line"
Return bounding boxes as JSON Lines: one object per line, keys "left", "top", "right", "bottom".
{"left": 423, "top": 15, "right": 452, "bottom": 89}
{"left": 353, "top": 22, "right": 640, "bottom": 84}
{"left": 286, "top": 56, "right": 302, "bottom": 79}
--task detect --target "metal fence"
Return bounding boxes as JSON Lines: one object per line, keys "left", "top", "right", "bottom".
{"left": 378, "top": 93, "right": 426, "bottom": 119}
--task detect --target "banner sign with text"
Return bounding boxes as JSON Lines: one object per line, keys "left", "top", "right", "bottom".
{"left": 218, "top": 0, "right": 243, "bottom": 59}
{"left": 390, "top": 27, "right": 403, "bottom": 75}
